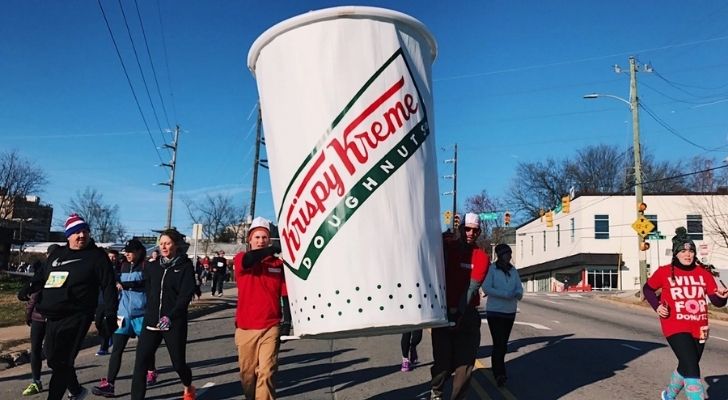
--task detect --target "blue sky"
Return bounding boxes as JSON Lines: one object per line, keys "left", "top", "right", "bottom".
{"left": 2, "top": 1, "right": 727, "bottom": 237}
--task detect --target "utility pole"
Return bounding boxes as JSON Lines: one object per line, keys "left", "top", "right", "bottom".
{"left": 249, "top": 106, "right": 262, "bottom": 219}
{"left": 159, "top": 125, "right": 180, "bottom": 229}
{"left": 629, "top": 56, "right": 647, "bottom": 289}
{"left": 443, "top": 144, "right": 458, "bottom": 230}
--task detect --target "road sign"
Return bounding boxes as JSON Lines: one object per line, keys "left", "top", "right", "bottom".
{"left": 192, "top": 223, "right": 203, "bottom": 240}
{"left": 479, "top": 212, "right": 498, "bottom": 221}
{"left": 646, "top": 230, "right": 666, "bottom": 240}
{"left": 631, "top": 217, "right": 655, "bottom": 237}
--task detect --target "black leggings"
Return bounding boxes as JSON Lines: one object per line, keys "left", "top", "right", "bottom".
{"left": 212, "top": 273, "right": 225, "bottom": 294}
{"left": 29, "top": 320, "right": 46, "bottom": 382}
{"left": 487, "top": 315, "right": 516, "bottom": 378}
{"left": 107, "top": 333, "right": 155, "bottom": 383}
{"left": 45, "top": 313, "right": 92, "bottom": 400}
{"left": 130, "top": 323, "right": 191, "bottom": 400}
{"left": 667, "top": 332, "right": 705, "bottom": 378}
{"left": 401, "top": 330, "right": 423, "bottom": 358}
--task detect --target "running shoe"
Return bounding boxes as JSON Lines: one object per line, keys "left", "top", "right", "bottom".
{"left": 183, "top": 385, "right": 196, "bottom": 400}
{"left": 409, "top": 346, "right": 418, "bottom": 364}
{"left": 67, "top": 386, "right": 88, "bottom": 400}
{"left": 22, "top": 381, "right": 42, "bottom": 396}
{"left": 146, "top": 370, "right": 158, "bottom": 386}
{"left": 660, "top": 390, "right": 674, "bottom": 400}
{"left": 95, "top": 348, "right": 109, "bottom": 356}
{"left": 400, "top": 357, "right": 412, "bottom": 372}
{"left": 216, "top": 292, "right": 223, "bottom": 297}
{"left": 91, "top": 379, "right": 114, "bottom": 397}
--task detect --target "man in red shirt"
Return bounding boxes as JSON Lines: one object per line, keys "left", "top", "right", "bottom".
{"left": 233, "top": 217, "right": 286, "bottom": 400}
{"left": 430, "top": 213, "right": 489, "bottom": 400}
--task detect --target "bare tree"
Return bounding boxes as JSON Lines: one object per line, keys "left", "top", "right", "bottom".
{"left": 183, "top": 194, "right": 247, "bottom": 248}
{"left": 65, "top": 187, "right": 126, "bottom": 242}
{"left": 685, "top": 156, "right": 728, "bottom": 192}
{"left": 0, "top": 150, "right": 48, "bottom": 221}
{"left": 464, "top": 191, "right": 505, "bottom": 250}
{"left": 689, "top": 195, "right": 728, "bottom": 254}
{"left": 564, "top": 144, "right": 627, "bottom": 193}
{"left": 508, "top": 158, "right": 571, "bottom": 219}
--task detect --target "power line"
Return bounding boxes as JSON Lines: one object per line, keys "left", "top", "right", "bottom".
{"left": 133, "top": 0, "right": 172, "bottom": 130}
{"left": 156, "top": 0, "right": 178, "bottom": 126}
{"left": 97, "top": 0, "right": 164, "bottom": 165}
{"left": 116, "top": 0, "right": 168, "bottom": 153}
{"left": 639, "top": 102, "right": 717, "bottom": 152}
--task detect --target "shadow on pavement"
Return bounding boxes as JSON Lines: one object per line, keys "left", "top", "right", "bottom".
{"left": 480, "top": 334, "right": 665, "bottom": 399}
{"left": 277, "top": 357, "right": 369, "bottom": 397}
{"left": 705, "top": 374, "right": 728, "bottom": 400}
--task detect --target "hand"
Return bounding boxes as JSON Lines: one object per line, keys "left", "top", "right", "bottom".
{"left": 657, "top": 304, "right": 670, "bottom": 318}
{"left": 157, "top": 316, "right": 171, "bottom": 330}
{"left": 116, "top": 283, "right": 123, "bottom": 291}
{"left": 715, "top": 288, "right": 728, "bottom": 299}
{"left": 17, "top": 288, "right": 30, "bottom": 302}
{"left": 26, "top": 319, "right": 32, "bottom": 327}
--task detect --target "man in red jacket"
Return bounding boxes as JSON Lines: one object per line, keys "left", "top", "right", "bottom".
{"left": 233, "top": 217, "right": 286, "bottom": 400}
{"left": 430, "top": 213, "right": 490, "bottom": 400}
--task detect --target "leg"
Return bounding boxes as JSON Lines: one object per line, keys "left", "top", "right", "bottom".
{"left": 29, "top": 320, "right": 45, "bottom": 382}
{"left": 450, "top": 310, "right": 481, "bottom": 400}
{"left": 401, "top": 332, "right": 413, "bottom": 358}
{"left": 255, "top": 325, "right": 280, "bottom": 400}
{"left": 45, "top": 314, "right": 92, "bottom": 400}
{"left": 430, "top": 327, "right": 453, "bottom": 398}
{"left": 107, "top": 334, "right": 130, "bottom": 382}
{"left": 487, "top": 315, "right": 514, "bottom": 379}
{"left": 236, "top": 328, "right": 262, "bottom": 400}
{"left": 666, "top": 333, "right": 704, "bottom": 400}
{"left": 410, "top": 329, "right": 423, "bottom": 362}
{"left": 130, "top": 329, "right": 163, "bottom": 400}
{"left": 163, "top": 323, "right": 193, "bottom": 387}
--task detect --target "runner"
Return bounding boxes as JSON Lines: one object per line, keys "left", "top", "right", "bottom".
{"left": 399, "top": 330, "right": 422, "bottom": 372}
{"left": 92, "top": 239, "right": 158, "bottom": 397}
{"left": 643, "top": 227, "right": 728, "bottom": 400}
{"left": 129, "top": 229, "right": 197, "bottom": 400}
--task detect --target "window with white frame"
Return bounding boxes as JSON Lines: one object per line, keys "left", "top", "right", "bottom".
{"left": 687, "top": 215, "right": 703, "bottom": 240}
{"left": 570, "top": 218, "right": 575, "bottom": 243}
{"left": 594, "top": 214, "right": 609, "bottom": 239}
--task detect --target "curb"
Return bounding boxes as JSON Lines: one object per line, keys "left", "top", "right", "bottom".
{"left": 0, "top": 298, "right": 234, "bottom": 371}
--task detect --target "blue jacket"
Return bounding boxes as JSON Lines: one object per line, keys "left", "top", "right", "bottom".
{"left": 117, "top": 262, "right": 147, "bottom": 319}
{"left": 483, "top": 264, "right": 523, "bottom": 315}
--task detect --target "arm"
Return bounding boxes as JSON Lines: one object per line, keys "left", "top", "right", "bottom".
{"left": 167, "top": 263, "right": 196, "bottom": 320}
{"left": 482, "top": 269, "right": 513, "bottom": 299}
{"left": 97, "top": 255, "right": 119, "bottom": 317}
{"left": 642, "top": 283, "right": 660, "bottom": 311}
{"left": 513, "top": 268, "right": 524, "bottom": 300}
{"left": 708, "top": 293, "right": 727, "bottom": 307}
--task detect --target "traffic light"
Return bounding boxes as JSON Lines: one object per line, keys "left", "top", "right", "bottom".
{"left": 444, "top": 211, "right": 452, "bottom": 226}
{"left": 562, "top": 196, "right": 570, "bottom": 214}
{"left": 453, "top": 214, "right": 461, "bottom": 229}
{"left": 504, "top": 211, "right": 511, "bottom": 226}
{"left": 545, "top": 211, "right": 554, "bottom": 227}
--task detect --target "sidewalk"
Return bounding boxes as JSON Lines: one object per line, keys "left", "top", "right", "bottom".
{"left": 0, "top": 286, "right": 234, "bottom": 371}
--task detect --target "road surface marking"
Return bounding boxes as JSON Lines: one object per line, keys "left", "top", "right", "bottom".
{"left": 482, "top": 320, "right": 551, "bottom": 330}
{"left": 621, "top": 344, "right": 641, "bottom": 351}
{"left": 552, "top": 320, "right": 561, "bottom": 324}
{"left": 712, "top": 336, "right": 728, "bottom": 342}
{"left": 541, "top": 299, "right": 560, "bottom": 304}
{"left": 196, "top": 382, "right": 215, "bottom": 398}
{"left": 475, "top": 359, "right": 518, "bottom": 400}
{"left": 568, "top": 294, "right": 583, "bottom": 298}
{"left": 546, "top": 294, "right": 559, "bottom": 297}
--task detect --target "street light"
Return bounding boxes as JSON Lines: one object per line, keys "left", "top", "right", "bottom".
{"left": 583, "top": 56, "right": 647, "bottom": 292}
{"left": 11, "top": 217, "right": 33, "bottom": 241}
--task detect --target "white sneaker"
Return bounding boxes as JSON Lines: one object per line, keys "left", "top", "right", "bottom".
{"left": 67, "top": 386, "right": 88, "bottom": 400}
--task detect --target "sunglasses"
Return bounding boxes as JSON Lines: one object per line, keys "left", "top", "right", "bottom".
{"left": 464, "top": 227, "right": 479, "bottom": 232}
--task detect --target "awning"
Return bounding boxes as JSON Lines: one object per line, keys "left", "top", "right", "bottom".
{"left": 518, "top": 253, "right": 622, "bottom": 276}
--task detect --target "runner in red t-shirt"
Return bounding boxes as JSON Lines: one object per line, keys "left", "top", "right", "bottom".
{"left": 643, "top": 227, "right": 728, "bottom": 400}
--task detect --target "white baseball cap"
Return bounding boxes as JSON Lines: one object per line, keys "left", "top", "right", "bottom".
{"left": 464, "top": 213, "right": 481, "bottom": 228}
{"left": 248, "top": 216, "right": 271, "bottom": 237}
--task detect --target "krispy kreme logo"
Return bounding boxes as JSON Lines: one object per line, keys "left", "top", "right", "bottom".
{"left": 278, "top": 49, "right": 431, "bottom": 280}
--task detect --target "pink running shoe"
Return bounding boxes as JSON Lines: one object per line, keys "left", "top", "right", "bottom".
{"left": 401, "top": 358, "right": 412, "bottom": 372}
{"left": 146, "top": 370, "right": 158, "bottom": 386}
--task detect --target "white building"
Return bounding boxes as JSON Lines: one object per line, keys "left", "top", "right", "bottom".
{"left": 514, "top": 193, "right": 728, "bottom": 292}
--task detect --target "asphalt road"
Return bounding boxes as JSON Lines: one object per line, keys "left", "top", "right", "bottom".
{"left": 1, "top": 292, "right": 727, "bottom": 399}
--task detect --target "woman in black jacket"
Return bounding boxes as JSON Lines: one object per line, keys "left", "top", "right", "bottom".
{"left": 130, "top": 228, "right": 197, "bottom": 400}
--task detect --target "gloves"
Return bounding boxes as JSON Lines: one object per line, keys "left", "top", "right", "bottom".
{"left": 279, "top": 322, "right": 292, "bottom": 337}
{"left": 96, "top": 315, "right": 119, "bottom": 338}
{"left": 17, "top": 286, "right": 30, "bottom": 302}
{"left": 157, "top": 316, "right": 171, "bottom": 330}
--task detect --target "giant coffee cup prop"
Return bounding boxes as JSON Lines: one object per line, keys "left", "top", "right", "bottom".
{"left": 248, "top": 6, "right": 446, "bottom": 338}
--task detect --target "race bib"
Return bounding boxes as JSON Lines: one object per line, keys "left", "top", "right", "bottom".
{"left": 45, "top": 271, "right": 69, "bottom": 288}
{"left": 217, "top": 262, "right": 224, "bottom": 267}
{"left": 117, "top": 316, "right": 125, "bottom": 327}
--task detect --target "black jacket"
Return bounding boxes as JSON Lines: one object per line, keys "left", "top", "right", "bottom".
{"left": 143, "top": 255, "right": 195, "bottom": 327}
{"left": 32, "top": 241, "right": 118, "bottom": 320}
{"left": 210, "top": 256, "right": 227, "bottom": 275}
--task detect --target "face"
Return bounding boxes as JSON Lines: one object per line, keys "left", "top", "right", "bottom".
{"left": 676, "top": 248, "right": 695, "bottom": 265}
{"left": 125, "top": 249, "right": 143, "bottom": 263}
{"left": 462, "top": 225, "right": 480, "bottom": 244}
{"left": 158, "top": 235, "right": 177, "bottom": 258}
{"left": 151, "top": 250, "right": 159, "bottom": 260}
{"left": 67, "top": 229, "right": 90, "bottom": 250}
{"left": 108, "top": 253, "right": 117, "bottom": 264}
{"left": 248, "top": 228, "right": 270, "bottom": 251}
